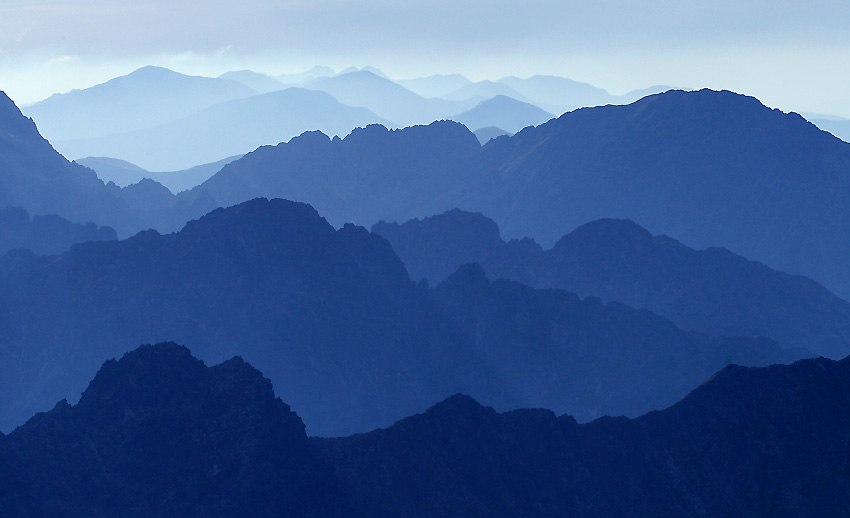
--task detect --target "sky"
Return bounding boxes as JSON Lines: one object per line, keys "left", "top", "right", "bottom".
{"left": 0, "top": 0, "right": 849, "bottom": 116}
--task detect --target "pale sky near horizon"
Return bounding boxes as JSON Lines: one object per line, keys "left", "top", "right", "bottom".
{"left": 0, "top": 0, "right": 848, "bottom": 116}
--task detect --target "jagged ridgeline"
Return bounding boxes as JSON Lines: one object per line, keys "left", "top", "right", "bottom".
{"left": 0, "top": 198, "right": 797, "bottom": 436}
{"left": 3, "top": 342, "right": 850, "bottom": 517}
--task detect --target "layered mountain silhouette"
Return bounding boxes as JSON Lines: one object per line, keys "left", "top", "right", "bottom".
{"left": 179, "top": 121, "right": 485, "bottom": 227}
{"left": 397, "top": 73, "right": 472, "bottom": 98}
{"left": 57, "top": 88, "right": 389, "bottom": 171}
{"left": 219, "top": 70, "right": 286, "bottom": 93}
{"left": 3, "top": 342, "right": 849, "bottom": 516}
{"left": 474, "top": 126, "right": 511, "bottom": 144}
{"left": 450, "top": 95, "right": 554, "bottom": 133}
{"left": 0, "top": 206, "right": 116, "bottom": 257}
{"left": 374, "top": 210, "right": 850, "bottom": 358}
{"left": 24, "top": 66, "right": 256, "bottom": 142}
{"left": 183, "top": 89, "right": 850, "bottom": 298}
{"left": 77, "top": 155, "right": 242, "bottom": 192}
{"left": 0, "top": 198, "right": 795, "bottom": 436}
{"left": 304, "top": 70, "right": 476, "bottom": 126}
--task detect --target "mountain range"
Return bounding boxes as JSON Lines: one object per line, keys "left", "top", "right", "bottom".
{"left": 3, "top": 342, "right": 849, "bottom": 516}
{"left": 179, "top": 89, "right": 850, "bottom": 299}
{"left": 374, "top": 210, "right": 850, "bottom": 358}
{"left": 76, "top": 155, "right": 243, "bottom": 193}
{"left": 0, "top": 198, "right": 797, "bottom": 436}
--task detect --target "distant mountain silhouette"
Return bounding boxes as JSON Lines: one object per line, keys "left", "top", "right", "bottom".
{"left": 58, "top": 88, "right": 390, "bottom": 171}
{"left": 496, "top": 75, "right": 671, "bottom": 112}
{"left": 274, "top": 65, "right": 336, "bottom": 84}
{"left": 450, "top": 95, "right": 554, "bottom": 133}
{"left": 218, "top": 70, "right": 285, "bottom": 93}
{"left": 24, "top": 66, "right": 256, "bottom": 142}
{"left": 0, "top": 206, "right": 116, "bottom": 257}
{"left": 0, "top": 198, "right": 794, "bottom": 435}
{"left": 397, "top": 74, "right": 472, "bottom": 98}
{"left": 473, "top": 126, "right": 511, "bottom": 144}
{"left": 304, "top": 70, "right": 476, "bottom": 126}
{"left": 374, "top": 210, "right": 850, "bottom": 358}
{"left": 442, "top": 80, "right": 532, "bottom": 103}
{"left": 78, "top": 155, "right": 243, "bottom": 192}
{"left": 3, "top": 343, "right": 849, "bottom": 516}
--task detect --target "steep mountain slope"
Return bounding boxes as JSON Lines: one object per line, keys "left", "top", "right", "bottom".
{"left": 3, "top": 343, "right": 848, "bottom": 517}
{"left": 374, "top": 210, "right": 850, "bottom": 358}
{"left": 0, "top": 91, "right": 141, "bottom": 235}
{"left": 23, "top": 66, "right": 256, "bottom": 141}
{"left": 0, "top": 206, "right": 116, "bottom": 256}
{"left": 811, "top": 118, "right": 850, "bottom": 143}
{"left": 56, "top": 88, "right": 389, "bottom": 171}
{"left": 0, "top": 198, "right": 792, "bottom": 435}
{"left": 450, "top": 95, "right": 554, "bottom": 133}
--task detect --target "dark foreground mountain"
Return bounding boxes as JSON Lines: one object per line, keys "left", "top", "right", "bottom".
{"left": 0, "top": 198, "right": 794, "bottom": 435}
{"left": 3, "top": 342, "right": 849, "bottom": 517}
{"left": 374, "top": 210, "right": 850, "bottom": 358}
{"left": 0, "top": 206, "right": 116, "bottom": 256}
{"left": 187, "top": 89, "right": 850, "bottom": 300}
{"left": 0, "top": 343, "right": 354, "bottom": 517}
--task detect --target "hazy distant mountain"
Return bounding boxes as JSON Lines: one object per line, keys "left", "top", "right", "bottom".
{"left": 473, "top": 126, "right": 511, "bottom": 144}
{"left": 0, "top": 91, "right": 142, "bottom": 235}
{"left": 274, "top": 65, "right": 336, "bottom": 84}
{"left": 77, "top": 155, "right": 242, "bottom": 192}
{"left": 497, "top": 75, "right": 613, "bottom": 108}
{"left": 0, "top": 198, "right": 793, "bottom": 435}
{"left": 58, "top": 88, "right": 389, "bottom": 171}
{"left": 304, "top": 70, "right": 475, "bottom": 126}
{"left": 451, "top": 95, "right": 554, "bottom": 133}
{"left": 0, "top": 206, "right": 116, "bottom": 257}
{"left": 4, "top": 343, "right": 846, "bottom": 516}
{"left": 810, "top": 118, "right": 850, "bottom": 143}
{"left": 396, "top": 74, "right": 472, "bottom": 98}
{"left": 374, "top": 211, "right": 850, "bottom": 358}
{"left": 442, "top": 80, "right": 531, "bottom": 103}
{"left": 219, "top": 70, "right": 286, "bottom": 93}
{"left": 23, "top": 66, "right": 256, "bottom": 142}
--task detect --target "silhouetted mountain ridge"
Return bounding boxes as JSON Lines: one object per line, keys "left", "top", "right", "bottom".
{"left": 4, "top": 343, "right": 847, "bottom": 516}
{"left": 374, "top": 210, "right": 850, "bottom": 358}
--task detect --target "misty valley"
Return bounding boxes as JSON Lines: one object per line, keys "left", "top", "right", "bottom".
{"left": 2, "top": 64, "right": 850, "bottom": 516}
